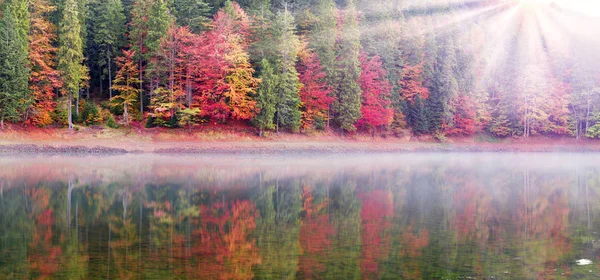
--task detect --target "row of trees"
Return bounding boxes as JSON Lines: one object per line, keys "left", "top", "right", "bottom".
{"left": 1, "top": 0, "right": 600, "bottom": 137}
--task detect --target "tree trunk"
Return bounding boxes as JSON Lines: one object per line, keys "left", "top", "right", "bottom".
{"left": 276, "top": 111, "right": 280, "bottom": 133}
{"left": 108, "top": 53, "right": 113, "bottom": 99}
{"left": 76, "top": 91, "right": 79, "bottom": 117}
{"left": 586, "top": 99, "right": 591, "bottom": 135}
{"left": 68, "top": 92, "right": 74, "bottom": 130}
{"left": 139, "top": 55, "right": 144, "bottom": 114}
{"left": 327, "top": 106, "right": 330, "bottom": 128}
{"left": 124, "top": 102, "right": 129, "bottom": 125}
{"left": 186, "top": 66, "right": 192, "bottom": 108}
{"left": 0, "top": 115, "right": 4, "bottom": 129}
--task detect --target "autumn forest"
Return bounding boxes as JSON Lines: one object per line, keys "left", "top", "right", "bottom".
{"left": 1, "top": 0, "right": 600, "bottom": 138}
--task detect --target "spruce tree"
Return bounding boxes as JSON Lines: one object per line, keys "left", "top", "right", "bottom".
{"left": 58, "top": 0, "right": 86, "bottom": 130}
{"left": 310, "top": 0, "right": 336, "bottom": 87}
{"left": 89, "top": 0, "right": 126, "bottom": 98}
{"left": 0, "top": 0, "right": 30, "bottom": 128}
{"left": 409, "top": 96, "right": 429, "bottom": 135}
{"left": 129, "top": 0, "right": 152, "bottom": 113}
{"left": 145, "top": 0, "right": 172, "bottom": 88}
{"left": 333, "top": 0, "right": 362, "bottom": 132}
{"left": 254, "top": 59, "right": 278, "bottom": 137}
{"left": 173, "top": 0, "right": 210, "bottom": 33}
{"left": 273, "top": 8, "right": 302, "bottom": 133}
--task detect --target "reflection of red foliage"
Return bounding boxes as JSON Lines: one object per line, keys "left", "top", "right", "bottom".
{"left": 27, "top": 188, "right": 63, "bottom": 279}
{"left": 191, "top": 199, "right": 260, "bottom": 279}
{"left": 359, "top": 190, "right": 393, "bottom": 279}
{"left": 400, "top": 226, "right": 429, "bottom": 258}
{"left": 298, "top": 186, "right": 334, "bottom": 278}
{"left": 454, "top": 183, "right": 477, "bottom": 240}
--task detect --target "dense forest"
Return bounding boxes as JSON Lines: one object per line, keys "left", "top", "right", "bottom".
{"left": 1, "top": 0, "right": 599, "bottom": 138}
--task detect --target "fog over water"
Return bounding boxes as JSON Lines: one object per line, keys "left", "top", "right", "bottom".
{"left": 1, "top": 153, "right": 600, "bottom": 279}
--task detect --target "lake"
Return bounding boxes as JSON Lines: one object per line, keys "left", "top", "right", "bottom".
{"left": 0, "top": 153, "right": 599, "bottom": 279}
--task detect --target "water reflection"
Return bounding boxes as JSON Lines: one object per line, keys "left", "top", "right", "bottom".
{"left": 1, "top": 154, "right": 599, "bottom": 279}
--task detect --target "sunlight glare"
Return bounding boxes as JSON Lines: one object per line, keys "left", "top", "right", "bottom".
{"left": 519, "top": 0, "right": 600, "bottom": 16}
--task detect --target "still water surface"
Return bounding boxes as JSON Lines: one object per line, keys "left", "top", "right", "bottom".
{"left": 0, "top": 153, "right": 599, "bottom": 279}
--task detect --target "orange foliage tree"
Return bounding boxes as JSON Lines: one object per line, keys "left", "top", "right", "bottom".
{"left": 28, "top": 0, "right": 62, "bottom": 126}
{"left": 399, "top": 63, "right": 429, "bottom": 103}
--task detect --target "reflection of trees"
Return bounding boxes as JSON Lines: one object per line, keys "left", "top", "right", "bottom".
{"left": 190, "top": 195, "right": 260, "bottom": 279}
{"left": 108, "top": 189, "right": 139, "bottom": 280}
{"left": 297, "top": 184, "right": 334, "bottom": 278}
{"left": 324, "top": 178, "right": 362, "bottom": 279}
{"left": 516, "top": 170, "right": 571, "bottom": 278}
{"left": 359, "top": 189, "right": 393, "bottom": 279}
{"left": 27, "top": 187, "right": 61, "bottom": 279}
{"left": 254, "top": 179, "right": 301, "bottom": 279}
{"left": 5, "top": 161, "right": 600, "bottom": 278}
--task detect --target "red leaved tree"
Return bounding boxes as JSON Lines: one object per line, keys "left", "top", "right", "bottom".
{"left": 357, "top": 53, "right": 394, "bottom": 135}
{"left": 193, "top": 2, "right": 257, "bottom": 123}
{"left": 297, "top": 51, "right": 333, "bottom": 130}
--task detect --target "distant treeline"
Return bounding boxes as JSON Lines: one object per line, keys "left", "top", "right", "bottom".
{"left": 1, "top": 0, "right": 599, "bottom": 138}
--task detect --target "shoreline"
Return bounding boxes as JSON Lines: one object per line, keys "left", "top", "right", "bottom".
{"left": 2, "top": 126, "right": 600, "bottom": 155}
{"left": 1, "top": 142, "right": 600, "bottom": 155}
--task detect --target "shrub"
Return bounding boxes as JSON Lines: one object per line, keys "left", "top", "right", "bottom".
{"left": 106, "top": 114, "right": 119, "bottom": 129}
{"left": 79, "top": 100, "right": 103, "bottom": 125}
{"left": 314, "top": 115, "right": 325, "bottom": 130}
{"left": 145, "top": 117, "right": 156, "bottom": 128}
{"left": 51, "top": 99, "right": 69, "bottom": 127}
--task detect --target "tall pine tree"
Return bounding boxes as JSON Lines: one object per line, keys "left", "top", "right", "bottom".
{"left": 254, "top": 59, "right": 277, "bottom": 137}
{"left": 58, "top": 0, "right": 86, "bottom": 129}
{"left": 273, "top": 8, "right": 301, "bottom": 132}
{"left": 129, "top": 0, "right": 152, "bottom": 113}
{"left": 89, "top": 0, "right": 126, "bottom": 98}
{"left": 0, "top": 0, "right": 30, "bottom": 128}
{"left": 333, "top": 0, "right": 362, "bottom": 132}
{"left": 173, "top": 0, "right": 210, "bottom": 33}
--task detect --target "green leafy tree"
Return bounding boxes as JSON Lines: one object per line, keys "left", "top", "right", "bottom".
{"left": 89, "top": 0, "right": 126, "bottom": 98}
{"left": 273, "top": 8, "right": 301, "bottom": 133}
{"left": 58, "top": 0, "right": 87, "bottom": 129}
{"left": 173, "top": 0, "right": 210, "bottom": 33}
{"left": 129, "top": 0, "right": 152, "bottom": 113}
{"left": 178, "top": 107, "right": 201, "bottom": 131}
{"left": 254, "top": 59, "right": 277, "bottom": 137}
{"left": 310, "top": 0, "right": 336, "bottom": 86}
{"left": 145, "top": 0, "right": 173, "bottom": 92}
{"left": 333, "top": 0, "right": 362, "bottom": 132}
{"left": 0, "top": 0, "right": 30, "bottom": 128}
